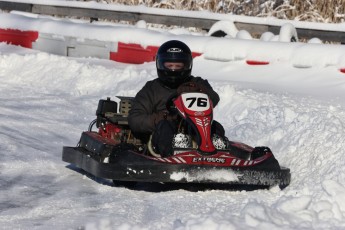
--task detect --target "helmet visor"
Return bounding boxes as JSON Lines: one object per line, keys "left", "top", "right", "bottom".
{"left": 157, "top": 55, "right": 192, "bottom": 71}
{"left": 163, "top": 62, "right": 185, "bottom": 71}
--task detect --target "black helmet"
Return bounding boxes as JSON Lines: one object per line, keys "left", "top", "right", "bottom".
{"left": 156, "top": 40, "right": 193, "bottom": 89}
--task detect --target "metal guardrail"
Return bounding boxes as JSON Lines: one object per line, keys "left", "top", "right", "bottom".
{"left": 0, "top": 0, "right": 344, "bottom": 43}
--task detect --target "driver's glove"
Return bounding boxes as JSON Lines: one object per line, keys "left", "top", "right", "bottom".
{"left": 152, "top": 110, "right": 178, "bottom": 126}
{"left": 176, "top": 82, "right": 208, "bottom": 95}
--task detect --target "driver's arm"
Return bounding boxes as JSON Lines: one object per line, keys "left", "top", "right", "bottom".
{"left": 128, "top": 84, "right": 156, "bottom": 134}
{"left": 129, "top": 81, "right": 177, "bottom": 134}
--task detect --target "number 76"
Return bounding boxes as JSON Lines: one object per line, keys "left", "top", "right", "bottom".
{"left": 186, "top": 97, "right": 208, "bottom": 108}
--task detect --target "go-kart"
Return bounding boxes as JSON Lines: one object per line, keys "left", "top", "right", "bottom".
{"left": 62, "top": 92, "right": 291, "bottom": 189}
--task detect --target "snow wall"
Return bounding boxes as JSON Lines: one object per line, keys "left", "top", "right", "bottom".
{"left": 0, "top": 11, "right": 345, "bottom": 73}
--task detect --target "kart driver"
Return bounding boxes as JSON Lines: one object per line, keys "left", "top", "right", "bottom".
{"left": 128, "top": 40, "right": 224, "bottom": 157}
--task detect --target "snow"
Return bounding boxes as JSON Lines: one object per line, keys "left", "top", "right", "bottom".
{"left": 170, "top": 169, "right": 239, "bottom": 183}
{"left": 1, "top": 5, "right": 345, "bottom": 230}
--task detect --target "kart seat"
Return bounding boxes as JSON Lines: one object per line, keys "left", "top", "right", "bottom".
{"left": 105, "top": 96, "right": 134, "bottom": 125}
{"left": 117, "top": 96, "right": 134, "bottom": 116}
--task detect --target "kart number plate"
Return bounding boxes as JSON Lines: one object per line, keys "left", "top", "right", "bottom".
{"left": 181, "top": 93, "right": 210, "bottom": 112}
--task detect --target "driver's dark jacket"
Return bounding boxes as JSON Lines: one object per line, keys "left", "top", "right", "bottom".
{"left": 128, "top": 76, "right": 219, "bottom": 134}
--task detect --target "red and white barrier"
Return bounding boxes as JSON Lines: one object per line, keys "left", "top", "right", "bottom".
{"left": 1, "top": 12, "right": 345, "bottom": 73}
{"left": 0, "top": 27, "right": 202, "bottom": 64}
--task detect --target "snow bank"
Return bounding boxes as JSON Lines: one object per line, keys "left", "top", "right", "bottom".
{"left": 1, "top": 12, "right": 345, "bottom": 70}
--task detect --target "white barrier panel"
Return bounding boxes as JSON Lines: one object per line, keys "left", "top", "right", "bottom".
{"left": 32, "top": 33, "right": 117, "bottom": 59}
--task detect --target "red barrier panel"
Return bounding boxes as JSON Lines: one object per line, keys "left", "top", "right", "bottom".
{"left": 110, "top": 42, "right": 202, "bottom": 64}
{"left": 246, "top": 60, "right": 270, "bottom": 65}
{"left": 340, "top": 68, "right": 345, "bottom": 73}
{"left": 191, "top": 52, "right": 202, "bottom": 59}
{"left": 0, "top": 29, "right": 38, "bottom": 48}
{"left": 110, "top": 42, "right": 158, "bottom": 64}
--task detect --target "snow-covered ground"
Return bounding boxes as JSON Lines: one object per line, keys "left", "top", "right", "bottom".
{"left": 1, "top": 41, "right": 345, "bottom": 229}
{"left": 1, "top": 4, "right": 345, "bottom": 230}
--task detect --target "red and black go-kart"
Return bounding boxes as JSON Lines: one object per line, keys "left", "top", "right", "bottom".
{"left": 62, "top": 92, "right": 291, "bottom": 189}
